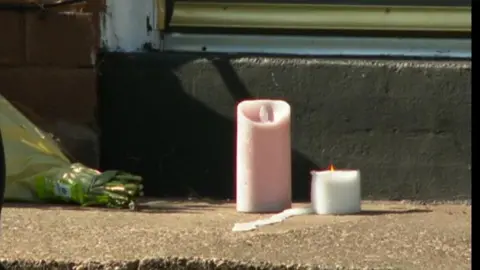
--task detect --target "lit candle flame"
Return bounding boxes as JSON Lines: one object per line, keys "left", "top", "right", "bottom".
{"left": 329, "top": 164, "right": 335, "bottom": 171}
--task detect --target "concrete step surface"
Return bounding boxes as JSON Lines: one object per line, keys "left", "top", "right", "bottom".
{"left": 0, "top": 200, "right": 471, "bottom": 270}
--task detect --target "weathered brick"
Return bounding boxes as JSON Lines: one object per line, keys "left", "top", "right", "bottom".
{"left": 0, "top": 67, "right": 97, "bottom": 123}
{"left": 25, "top": 11, "right": 95, "bottom": 67}
{"left": 0, "top": 11, "right": 25, "bottom": 65}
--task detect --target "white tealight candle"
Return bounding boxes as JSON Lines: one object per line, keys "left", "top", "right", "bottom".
{"left": 310, "top": 166, "right": 361, "bottom": 215}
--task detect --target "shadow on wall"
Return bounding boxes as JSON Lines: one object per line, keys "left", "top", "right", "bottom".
{"left": 98, "top": 53, "right": 316, "bottom": 200}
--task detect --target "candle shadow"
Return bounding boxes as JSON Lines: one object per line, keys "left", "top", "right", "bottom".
{"left": 356, "top": 209, "right": 433, "bottom": 216}
{"left": 98, "top": 53, "right": 318, "bottom": 201}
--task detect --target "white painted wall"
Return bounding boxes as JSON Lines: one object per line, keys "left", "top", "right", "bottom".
{"left": 101, "top": 0, "right": 160, "bottom": 52}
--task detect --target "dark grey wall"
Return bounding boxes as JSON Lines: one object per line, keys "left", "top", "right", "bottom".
{"left": 98, "top": 53, "right": 471, "bottom": 201}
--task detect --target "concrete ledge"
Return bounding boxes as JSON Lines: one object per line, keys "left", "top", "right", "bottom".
{"left": 1, "top": 258, "right": 371, "bottom": 270}
{"left": 98, "top": 53, "right": 471, "bottom": 200}
{"left": 0, "top": 200, "right": 471, "bottom": 270}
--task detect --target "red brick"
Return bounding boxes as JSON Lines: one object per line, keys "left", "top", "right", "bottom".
{"left": 0, "top": 11, "right": 25, "bottom": 66}
{"left": 25, "top": 11, "right": 95, "bottom": 67}
{"left": 0, "top": 67, "right": 97, "bottom": 124}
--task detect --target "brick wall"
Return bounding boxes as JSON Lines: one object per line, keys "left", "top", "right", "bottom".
{"left": 0, "top": 0, "right": 103, "bottom": 167}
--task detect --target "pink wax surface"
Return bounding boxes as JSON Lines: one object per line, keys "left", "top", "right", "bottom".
{"left": 236, "top": 100, "right": 292, "bottom": 213}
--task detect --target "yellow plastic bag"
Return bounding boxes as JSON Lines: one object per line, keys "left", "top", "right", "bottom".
{"left": 1, "top": 94, "right": 142, "bottom": 208}
{"left": 0, "top": 94, "right": 77, "bottom": 202}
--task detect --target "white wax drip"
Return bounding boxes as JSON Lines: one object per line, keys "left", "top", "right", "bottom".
{"left": 232, "top": 207, "right": 314, "bottom": 232}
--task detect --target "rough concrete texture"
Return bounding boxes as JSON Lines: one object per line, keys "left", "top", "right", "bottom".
{"left": 99, "top": 53, "right": 471, "bottom": 201}
{"left": 0, "top": 200, "right": 471, "bottom": 270}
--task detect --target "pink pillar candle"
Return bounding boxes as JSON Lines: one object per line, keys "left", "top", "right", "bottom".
{"left": 236, "top": 100, "right": 292, "bottom": 213}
